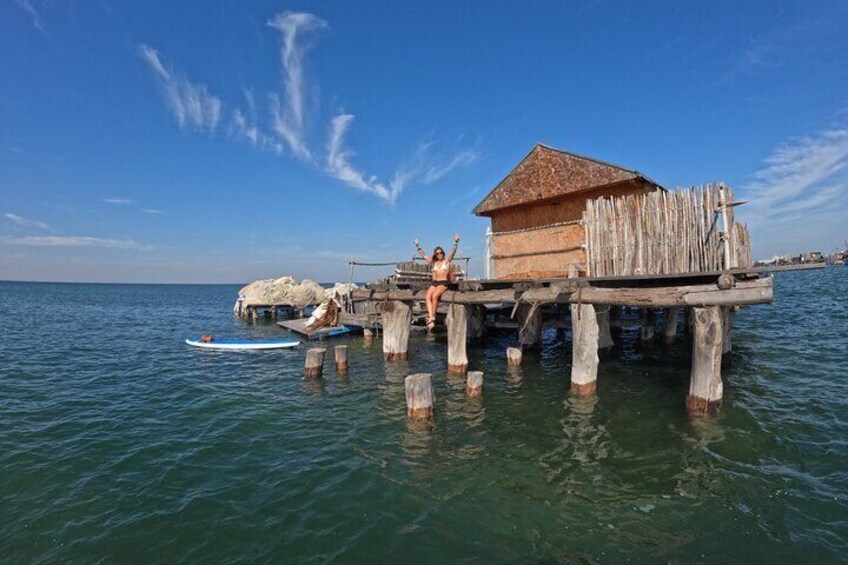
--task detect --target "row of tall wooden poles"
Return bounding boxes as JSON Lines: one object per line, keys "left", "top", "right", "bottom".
{"left": 311, "top": 300, "right": 731, "bottom": 420}
{"left": 584, "top": 184, "right": 753, "bottom": 277}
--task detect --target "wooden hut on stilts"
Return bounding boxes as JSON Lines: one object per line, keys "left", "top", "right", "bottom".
{"left": 345, "top": 143, "right": 783, "bottom": 417}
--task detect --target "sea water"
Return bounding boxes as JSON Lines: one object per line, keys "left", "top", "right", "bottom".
{"left": 0, "top": 269, "right": 846, "bottom": 562}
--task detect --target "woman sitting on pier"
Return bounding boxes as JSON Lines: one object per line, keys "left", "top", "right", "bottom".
{"left": 414, "top": 234, "right": 460, "bottom": 332}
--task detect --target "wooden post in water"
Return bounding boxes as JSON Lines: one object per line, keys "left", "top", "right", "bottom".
{"left": 608, "top": 305, "right": 622, "bottom": 330}
{"left": 721, "top": 306, "right": 732, "bottom": 366}
{"left": 570, "top": 303, "right": 599, "bottom": 396}
{"left": 405, "top": 373, "right": 435, "bottom": 420}
{"left": 640, "top": 308, "right": 655, "bottom": 345}
{"left": 467, "top": 304, "right": 486, "bottom": 344}
{"left": 304, "top": 348, "right": 326, "bottom": 379}
{"left": 467, "top": 371, "right": 483, "bottom": 398}
{"left": 334, "top": 345, "right": 348, "bottom": 372}
{"left": 506, "top": 347, "right": 522, "bottom": 367}
{"left": 381, "top": 300, "right": 411, "bottom": 361}
{"left": 663, "top": 307, "right": 679, "bottom": 346}
{"left": 517, "top": 302, "right": 542, "bottom": 349}
{"left": 687, "top": 306, "right": 724, "bottom": 416}
{"left": 446, "top": 303, "right": 468, "bottom": 374}
{"left": 596, "top": 306, "right": 614, "bottom": 354}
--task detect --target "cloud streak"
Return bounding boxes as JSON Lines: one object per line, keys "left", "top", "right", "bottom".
{"left": 741, "top": 127, "right": 848, "bottom": 257}
{"left": 326, "top": 114, "right": 479, "bottom": 204}
{"left": 102, "top": 198, "right": 137, "bottom": 205}
{"left": 3, "top": 236, "right": 154, "bottom": 251}
{"left": 326, "top": 113, "right": 395, "bottom": 202}
{"left": 139, "top": 45, "right": 222, "bottom": 132}
{"left": 4, "top": 212, "right": 51, "bottom": 231}
{"left": 12, "top": 0, "right": 47, "bottom": 36}
{"left": 266, "top": 12, "right": 326, "bottom": 159}
{"left": 140, "top": 11, "right": 478, "bottom": 204}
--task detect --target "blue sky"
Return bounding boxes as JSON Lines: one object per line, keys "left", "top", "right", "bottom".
{"left": 1, "top": 0, "right": 847, "bottom": 283}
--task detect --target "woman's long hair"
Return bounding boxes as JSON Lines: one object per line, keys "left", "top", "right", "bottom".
{"left": 432, "top": 246, "right": 445, "bottom": 263}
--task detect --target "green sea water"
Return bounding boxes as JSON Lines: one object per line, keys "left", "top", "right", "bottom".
{"left": 0, "top": 269, "right": 845, "bottom": 563}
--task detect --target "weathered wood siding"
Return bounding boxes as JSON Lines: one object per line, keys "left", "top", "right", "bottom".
{"left": 488, "top": 182, "right": 651, "bottom": 279}
{"left": 492, "top": 224, "right": 585, "bottom": 279}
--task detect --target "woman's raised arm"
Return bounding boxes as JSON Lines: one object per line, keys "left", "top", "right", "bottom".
{"left": 446, "top": 234, "right": 460, "bottom": 261}
{"left": 414, "top": 238, "right": 432, "bottom": 263}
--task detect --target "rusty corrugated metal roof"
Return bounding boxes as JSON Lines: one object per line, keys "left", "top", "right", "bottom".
{"left": 472, "top": 144, "right": 663, "bottom": 216}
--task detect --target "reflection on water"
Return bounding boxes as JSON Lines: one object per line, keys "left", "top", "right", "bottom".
{"left": 0, "top": 271, "right": 846, "bottom": 562}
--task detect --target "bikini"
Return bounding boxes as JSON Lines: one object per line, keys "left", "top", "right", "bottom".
{"left": 431, "top": 260, "right": 450, "bottom": 287}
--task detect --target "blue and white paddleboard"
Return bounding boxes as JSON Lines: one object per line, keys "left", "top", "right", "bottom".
{"left": 185, "top": 338, "right": 300, "bottom": 351}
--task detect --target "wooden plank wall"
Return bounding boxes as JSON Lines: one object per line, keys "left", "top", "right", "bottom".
{"left": 584, "top": 184, "right": 753, "bottom": 277}
{"left": 492, "top": 224, "right": 585, "bottom": 279}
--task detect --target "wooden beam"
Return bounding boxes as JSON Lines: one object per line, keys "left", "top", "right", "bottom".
{"left": 596, "top": 306, "right": 614, "bottom": 352}
{"left": 467, "top": 371, "right": 483, "bottom": 398}
{"left": 517, "top": 302, "right": 542, "bottom": 349}
{"left": 446, "top": 303, "right": 468, "bottom": 374}
{"left": 687, "top": 306, "right": 723, "bottom": 416}
{"left": 570, "top": 303, "right": 599, "bottom": 396}
{"left": 405, "top": 374, "right": 435, "bottom": 420}
{"left": 381, "top": 300, "right": 411, "bottom": 361}
{"left": 663, "top": 307, "right": 679, "bottom": 346}
{"left": 350, "top": 277, "right": 773, "bottom": 307}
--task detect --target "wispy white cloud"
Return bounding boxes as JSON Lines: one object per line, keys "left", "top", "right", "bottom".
{"left": 12, "top": 0, "right": 47, "bottom": 36}
{"left": 266, "top": 12, "right": 326, "bottom": 159}
{"left": 139, "top": 45, "right": 222, "bottom": 132}
{"left": 140, "top": 11, "right": 478, "bottom": 204}
{"left": 4, "top": 212, "right": 50, "bottom": 231}
{"left": 326, "top": 114, "right": 479, "bottom": 204}
{"left": 742, "top": 127, "right": 848, "bottom": 257}
{"left": 142, "top": 208, "right": 166, "bottom": 215}
{"left": 102, "top": 198, "right": 137, "bottom": 205}
{"left": 3, "top": 236, "right": 154, "bottom": 251}
{"left": 230, "top": 90, "right": 278, "bottom": 151}
{"left": 326, "top": 113, "right": 395, "bottom": 202}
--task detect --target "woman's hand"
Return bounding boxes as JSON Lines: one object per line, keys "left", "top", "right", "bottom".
{"left": 454, "top": 233, "right": 460, "bottom": 243}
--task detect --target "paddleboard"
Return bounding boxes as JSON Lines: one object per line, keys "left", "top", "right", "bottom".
{"left": 185, "top": 338, "right": 300, "bottom": 350}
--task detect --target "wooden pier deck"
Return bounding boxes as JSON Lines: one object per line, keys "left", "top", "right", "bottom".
{"left": 336, "top": 264, "right": 824, "bottom": 416}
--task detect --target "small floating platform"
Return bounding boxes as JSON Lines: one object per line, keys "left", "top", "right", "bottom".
{"left": 277, "top": 318, "right": 352, "bottom": 339}
{"left": 185, "top": 338, "right": 300, "bottom": 350}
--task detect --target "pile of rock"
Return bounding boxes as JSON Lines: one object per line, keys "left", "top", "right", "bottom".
{"left": 233, "top": 276, "right": 326, "bottom": 316}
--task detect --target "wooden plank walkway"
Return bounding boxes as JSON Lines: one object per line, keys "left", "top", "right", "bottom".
{"left": 277, "top": 318, "right": 349, "bottom": 339}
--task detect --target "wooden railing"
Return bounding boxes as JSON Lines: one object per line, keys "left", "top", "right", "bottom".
{"left": 584, "top": 184, "right": 752, "bottom": 277}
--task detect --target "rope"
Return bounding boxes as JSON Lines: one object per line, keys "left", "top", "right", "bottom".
{"left": 492, "top": 219, "right": 584, "bottom": 236}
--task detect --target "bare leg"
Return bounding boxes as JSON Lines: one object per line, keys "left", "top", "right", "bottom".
{"left": 425, "top": 286, "right": 436, "bottom": 323}
{"left": 432, "top": 285, "right": 448, "bottom": 321}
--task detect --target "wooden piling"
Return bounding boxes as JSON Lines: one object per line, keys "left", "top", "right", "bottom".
{"left": 405, "top": 373, "right": 435, "bottom": 420}
{"left": 304, "top": 348, "right": 326, "bottom": 379}
{"left": 506, "top": 347, "right": 522, "bottom": 367}
{"left": 721, "top": 306, "right": 732, "bottom": 366}
{"left": 334, "top": 345, "right": 348, "bottom": 372}
{"left": 596, "top": 306, "right": 614, "bottom": 352}
{"left": 466, "top": 371, "right": 483, "bottom": 398}
{"left": 517, "top": 302, "right": 542, "bottom": 349}
{"left": 381, "top": 300, "right": 411, "bottom": 361}
{"left": 467, "top": 304, "right": 486, "bottom": 343}
{"left": 687, "top": 306, "right": 723, "bottom": 416}
{"left": 570, "top": 303, "right": 599, "bottom": 396}
{"left": 640, "top": 308, "right": 655, "bottom": 344}
{"left": 663, "top": 307, "right": 679, "bottom": 346}
{"left": 608, "top": 305, "right": 622, "bottom": 329}
{"left": 446, "top": 303, "right": 468, "bottom": 374}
